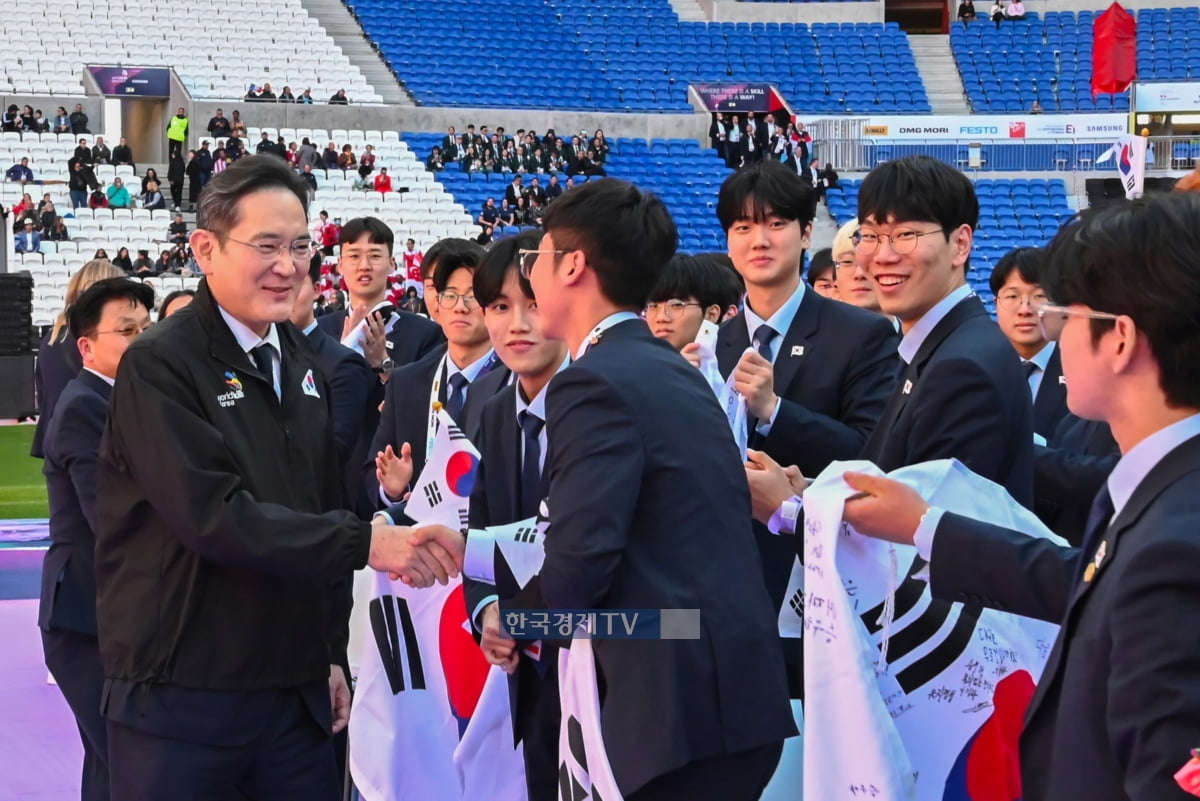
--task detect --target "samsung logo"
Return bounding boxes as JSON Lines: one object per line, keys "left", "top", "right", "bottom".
{"left": 1086, "top": 124, "right": 1126, "bottom": 133}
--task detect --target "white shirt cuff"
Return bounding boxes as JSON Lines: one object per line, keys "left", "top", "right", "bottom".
{"left": 767, "top": 495, "right": 803, "bottom": 535}
{"left": 371, "top": 511, "right": 394, "bottom": 526}
{"left": 755, "top": 396, "right": 783, "bottom": 435}
{"left": 912, "top": 506, "right": 945, "bottom": 562}
{"left": 463, "top": 527, "right": 498, "bottom": 585}
{"left": 1033, "top": 432, "right": 1047, "bottom": 447}
{"left": 470, "top": 595, "right": 499, "bottom": 633}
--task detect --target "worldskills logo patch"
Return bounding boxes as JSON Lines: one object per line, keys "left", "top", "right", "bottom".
{"left": 224, "top": 371, "right": 242, "bottom": 392}
{"left": 218, "top": 371, "right": 246, "bottom": 408}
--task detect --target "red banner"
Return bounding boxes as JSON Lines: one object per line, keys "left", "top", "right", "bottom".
{"left": 1092, "top": 3, "right": 1137, "bottom": 97}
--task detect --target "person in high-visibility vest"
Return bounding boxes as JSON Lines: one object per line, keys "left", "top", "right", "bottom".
{"left": 166, "top": 107, "right": 188, "bottom": 161}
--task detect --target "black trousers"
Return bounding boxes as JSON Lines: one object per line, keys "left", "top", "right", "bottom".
{"left": 43, "top": 628, "right": 110, "bottom": 801}
{"left": 168, "top": 139, "right": 183, "bottom": 160}
{"left": 105, "top": 680, "right": 338, "bottom": 801}
{"left": 625, "top": 741, "right": 784, "bottom": 801}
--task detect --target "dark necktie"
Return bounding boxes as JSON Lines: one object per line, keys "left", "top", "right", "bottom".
{"left": 518, "top": 410, "right": 544, "bottom": 519}
{"left": 1078, "top": 484, "right": 1114, "bottom": 576}
{"left": 445, "top": 372, "right": 469, "bottom": 425}
{"left": 753, "top": 323, "right": 778, "bottom": 361}
{"left": 1022, "top": 360, "right": 1038, "bottom": 380}
{"left": 250, "top": 343, "right": 277, "bottom": 396}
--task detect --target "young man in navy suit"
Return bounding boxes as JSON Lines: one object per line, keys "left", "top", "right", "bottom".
{"left": 503, "top": 178, "right": 794, "bottom": 800}
{"left": 714, "top": 159, "right": 898, "bottom": 695}
{"left": 990, "top": 246, "right": 1069, "bottom": 438}
{"left": 460, "top": 231, "right": 569, "bottom": 801}
{"left": 843, "top": 191, "right": 1200, "bottom": 801}
{"left": 367, "top": 240, "right": 509, "bottom": 512}
{"left": 853, "top": 155, "right": 1034, "bottom": 505}
{"left": 39, "top": 277, "right": 153, "bottom": 801}
{"left": 316, "top": 217, "right": 444, "bottom": 370}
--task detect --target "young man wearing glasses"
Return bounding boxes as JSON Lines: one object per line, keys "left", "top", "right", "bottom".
{"left": 39, "top": 277, "right": 153, "bottom": 801}
{"left": 367, "top": 240, "right": 509, "bottom": 511}
{"left": 852, "top": 155, "right": 1034, "bottom": 505}
{"left": 315, "top": 216, "right": 444, "bottom": 372}
{"left": 990, "top": 246, "right": 1068, "bottom": 438}
{"left": 644, "top": 253, "right": 743, "bottom": 351}
{"left": 841, "top": 188, "right": 1200, "bottom": 801}
{"left": 96, "top": 157, "right": 463, "bottom": 800}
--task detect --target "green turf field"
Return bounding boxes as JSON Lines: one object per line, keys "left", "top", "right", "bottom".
{"left": 0, "top": 426, "right": 48, "bottom": 519}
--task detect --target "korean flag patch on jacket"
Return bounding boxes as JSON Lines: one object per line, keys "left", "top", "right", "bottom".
{"left": 301, "top": 368, "right": 321, "bottom": 398}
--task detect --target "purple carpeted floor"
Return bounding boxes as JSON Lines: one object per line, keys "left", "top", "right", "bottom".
{"left": 0, "top": 547, "right": 83, "bottom": 801}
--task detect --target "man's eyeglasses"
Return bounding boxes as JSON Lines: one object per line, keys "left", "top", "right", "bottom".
{"left": 225, "top": 236, "right": 319, "bottom": 263}
{"left": 437, "top": 290, "right": 478, "bottom": 310}
{"left": 518, "top": 248, "right": 566, "bottom": 279}
{"left": 340, "top": 252, "right": 390, "bottom": 266}
{"left": 834, "top": 257, "right": 858, "bottom": 270}
{"left": 644, "top": 299, "right": 701, "bottom": 318}
{"left": 996, "top": 291, "right": 1049, "bottom": 311}
{"left": 853, "top": 228, "right": 946, "bottom": 255}
{"left": 1037, "top": 303, "right": 1120, "bottom": 341}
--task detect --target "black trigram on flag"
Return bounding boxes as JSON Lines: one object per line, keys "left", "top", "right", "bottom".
{"left": 788, "top": 588, "right": 804, "bottom": 619}
{"left": 559, "top": 716, "right": 604, "bottom": 801}
{"left": 515, "top": 526, "right": 537, "bottom": 544}
{"left": 457, "top": 506, "right": 469, "bottom": 531}
{"left": 368, "top": 595, "right": 426, "bottom": 695}
{"left": 447, "top": 426, "right": 468, "bottom": 442}
{"left": 423, "top": 481, "right": 444, "bottom": 507}
{"left": 860, "top": 555, "right": 981, "bottom": 694}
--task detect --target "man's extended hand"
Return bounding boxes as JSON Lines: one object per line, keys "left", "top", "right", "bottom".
{"left": 368, "top": 522, "right": 464, "bottom": 588}
{"left": 360, "top": 311, "right": 387, "bottom": 369}
{"left": 680, "top": 342, "right": 703, "bottom": 370}
{"left": 341, "top": 302, "right": 372, "bottom": 341}
{"left": 733, "top": 350, "right": 778, "bottom": 420}
{"left": 480, "top": 601, "right": 519, "bottom": 674}
{"left": 376, "top": 443, "right": 413, "bottom": 502}
{"left": 329, "top": 664, "right": 351, "bottom": 734}
{"left": 745, "top": 448, "right": 807, "bottom": 525}
{"left": 841, "top": 471, "right": 929, "bottom": 546}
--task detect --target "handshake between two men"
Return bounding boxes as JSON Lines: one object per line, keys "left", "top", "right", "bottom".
{"left": 367, "top": 518, "right": 468, "bottom": 588}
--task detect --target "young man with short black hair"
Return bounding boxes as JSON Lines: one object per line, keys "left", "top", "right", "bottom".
{"left": 646, "top": 253, "right": 742, "bottom": 351}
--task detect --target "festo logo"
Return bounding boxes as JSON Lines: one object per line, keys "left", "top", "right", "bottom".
{"left": 960, "top": 126, "right": 999, "bottom": 135}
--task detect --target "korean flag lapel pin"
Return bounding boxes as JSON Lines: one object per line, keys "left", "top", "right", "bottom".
{"left": 1083, "top": 540, "right": 1107, "bottom": 583}
{"left": 301, "top": 369, "right": 321, "bottom": 398}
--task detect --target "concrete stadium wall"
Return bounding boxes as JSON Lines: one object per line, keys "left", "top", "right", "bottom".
{"left": 707, "top": 0, "right": 883, "bottom": 23}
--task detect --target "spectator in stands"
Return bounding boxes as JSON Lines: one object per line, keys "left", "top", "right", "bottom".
{"left": 1, "top": 105, "right": 20, "bottom": 132}
{"left": 991, "top": 0, "right": 1005, "bottom": 27}
{"left": 258, "top": 83, "right": 277, "bottom": 101}
{"left": 47, "top": 217, "right": 69, "bottom": 242}
{"left": 38, "top": 196, "right": 56, "bottom": 231}
{"left": 14, "top": 219, "right": 41, "bottom": 253}
{"left": 31, "top": 110, "right": 49, "bottom": 133}
{"left": 225, "top": 133, "right": 245, "bottom": 162}
{"left": 74, "top": 138, "right": 93, "bottom": 165}
{"left": 149, "top": 249, "right": 171, "bottom": 274}
{"left": 323, "top": 142, "right": 339, "bottom": 171}
{"left": 6, "top": 157, "right": 34, "bottom": 184}
{"left": 297, "top": 138, "right": 319, "bottom": 171}
{"left": 112, "top": 137, "right": 134, "bottom": 169}
{"left": 338, "top": 144, "right": 357, "bottom": 171}
{"left": 478, "top": 197, "right": 499, "bottom": 241}
{"left": 545, "top": 174, "right": 563, "bottom": 202}
{"left": 528, "top": 196, "right": 546, "bottom": 227}
{"left": 70, "top": 104, "right": 89, "bottom": 134}
{"left": 113, "top": 247, "right": 133, "bottom": 273}
{"left": 12, "top": 192, "right": 33, "bottom": 219}
{"left": 279, "top": 86, "right": 296, "bottom": 103}
{"left": 244, "top": 84, "right": 260, "bottom": 102}
{"left": 498, "top": 198, "right": 516, "bottom": 229}
{"left": 957, "top": 0, "right": 976, "bottom": 24}
{"left": 256, "top": 132, "right": 276, "bottom": 156}
{"left": 505, "top": 175, "right": 524, "bottom": 206}
{"left": 513, "top": 195, "right": 531, "bottom": 226}
{"left": 400, "top": 286, "right": 425, "bottom": 316}
{"left": 320, "top": 214, "right": 341, "bottom": 256}
{"left": 807, "top": 249, "right": 838, "bottom": 298}
{"left": 299, "top": 88, "right": 314, "bottom": 104}
{"left": 329, "top": 89, "right": 349, "bottom": 105}
{"left": 68, "top": 162, "right": 94, "bottom": 209}
{"left": 93, "top": 249, "right": 109, "bottom": 260}
{"left": 373, "top": 167, "right": 393, "bottom": 194}
{"left": 196, "top": 142, "right": 215, "bottom": 190}
{"left": 207, "top": 109, "right": 232, "bottom": 139}
{"left": 213, "top": 147, "right": 229, "bottom": 175}
{"left": 106, "top": 178, "right": 131, "bottom": 209}
{"left": 159, "top": 290, "right": 195, "bottom": 320}
{"left": 1006, "top": 0, "right": 1025, "bottom": 19}
{"left": 527, "top": 176, "right": 547, "bottom": 206}
{"left": 575, "top": 149, "right": 607, "bottom": 177}
{"left": 140, "top": 168, "right": 160, "bottom": 194}
{"left": 353, "top": 165, "right": 373, "bottom": 192}
{"left": 142, "top": 180, "right": 166, "bottom": 210}
{"left": 300, "top": 163, "right": 318, "bottom": 197}
{"left": 275, "top": 135, "right": 288, "bottom": 158}
{"left": 230, "top": 110, "right": 246, "bottom": 138}
{"left": 89, "top": 136, "right": 110, "bottom": 165}
{"left": 168, "top": 212, "right": 188, "bottom": 246}
{"left": 816, "top": 162, "right": 840, "bottom": 206}
{"left": 1030, "top": 99, "right": 1044, "bottom": 114}
{"left": 166, "top": 155, "right": 184, "bottom": 210}
{"left": 709, "top": 113, "right": 729, "bottom": 163}
{"left": 185, "top": 150, "right": 201, "bottom": 208}
{"left": 285, "top": 142, "right": 300, "bottom": 167}
{"left": 726, "top": 115, "right": 742, "bottom": 168}
{"left": 645, "top": 253, "right": 742, "bottom": 351}
{"left": 53, "top": 106, "right": 70, "bottom": 133}
{"left": 132, "top": 249, "right": 154, "bottom": 275}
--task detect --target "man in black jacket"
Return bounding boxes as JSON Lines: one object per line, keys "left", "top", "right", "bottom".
{"left": 95, "top": 156, "right": 462, "bottom": 800}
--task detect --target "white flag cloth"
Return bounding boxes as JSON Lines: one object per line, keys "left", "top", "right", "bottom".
{"left": 349, "top": 411, "right": 492, "bottom": 801}
{"left": 453, "top": 666, "right": 528, "bottom": 801}
{"left": 1095, "top": 133, "right": 1148, "bottom": 199}
{"left": 557, "top": 635, "right": 624, "bottom": 801}
{"left": 801, "top": 459, "right": 1062, "bottom": 801}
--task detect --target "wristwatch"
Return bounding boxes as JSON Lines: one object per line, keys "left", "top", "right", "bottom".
{"left": 373, "top": 357, "right": 395, "bottom": 375}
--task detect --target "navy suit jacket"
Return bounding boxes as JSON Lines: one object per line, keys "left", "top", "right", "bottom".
{"left": 929, "top": 433, "right": 1200, "bottom": 801}
{"left": 1034, "top": 414, "right": 1120, "bottom": 546}
{"left": 38, "top": 369, "right": 110, "bottom": 635}
{"left": 304, "top": 327, "right": 380, "bottom": 517}
{"left": 507, "top": 320, "right": 795, "bottom": 795}
{"left": 1032, "top": 346, "right": 1070, "bottom": 439}
{"left": 860, "top": 293, "right": 1035, "bottom": 508}
{"left": 717, "top": 286, "right": 898, "bottom": 693}
{"left": 365, "top": 346, "right": 509, "bottom": 512}
{"left": 32, "top": 331, "right": 82, "bottom": 458}
{"left": 316, "top": 305, "right": 444, "bottom": 368}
